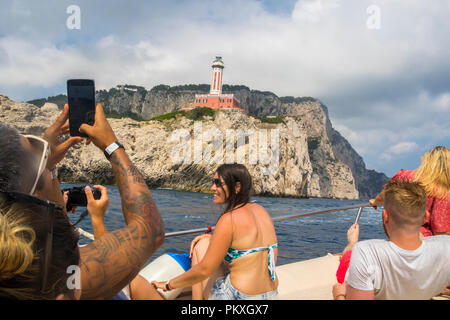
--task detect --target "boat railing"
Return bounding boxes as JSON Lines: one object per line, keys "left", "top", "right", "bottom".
{"left": 164, "top": 203, "right": 371, "bottom": 238}
{"left": 77, "top": 203, "right": 372, "bottom": 240}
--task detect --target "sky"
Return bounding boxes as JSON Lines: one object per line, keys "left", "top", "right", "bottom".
{"left": 0, "top": 0, "right": 449, "bottom": 177}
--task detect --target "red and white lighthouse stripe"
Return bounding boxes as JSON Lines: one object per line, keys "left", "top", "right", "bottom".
{"left": 210, "top": 57, "right": 224, "bottom": 95}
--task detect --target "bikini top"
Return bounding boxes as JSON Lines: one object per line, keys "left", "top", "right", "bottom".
{"left": 224, "top": 243, "right": 278, "bottom": 281}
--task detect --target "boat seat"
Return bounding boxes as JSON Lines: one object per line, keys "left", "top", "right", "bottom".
{"left": 275, "top": 253, "right": 340, "bottom": 300}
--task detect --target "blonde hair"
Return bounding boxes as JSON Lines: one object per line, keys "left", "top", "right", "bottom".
{"left": 384, "top": 180, "right": 427, "bottom": 227}
{"left": 0, "top": 197, "right": 42, "bottom": 299}
{"left": 0, "top": 200, "right": 36, "bottom": 278}
{"left": 0, "top": 194, "right": 80, "bottom": 300}
{"left": 414, "top": 146, "right": 450, "bottom": 199}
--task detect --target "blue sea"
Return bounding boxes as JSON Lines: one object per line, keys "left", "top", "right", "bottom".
{"left": 63, "top": 183, "right": 387, "bottom": 266}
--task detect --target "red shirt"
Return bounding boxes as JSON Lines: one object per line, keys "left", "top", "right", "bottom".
{"left": 391, "top": 169, "right": 450, "bottom": 236}
{"left": 336, "top": 250, "right": 352, "bottom": 284}
{"left": 335, "top": 169, "right": 449, "bottom": 284}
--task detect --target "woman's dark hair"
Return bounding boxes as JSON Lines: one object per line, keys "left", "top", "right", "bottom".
{"left": 0, "top": 123, "right": 36, "bottom": 193}
{"left": 0, "top": 195, "right": 80, "bottom": 300}
{"left": 216, "top": 164, "right": 253, "bottom": 214}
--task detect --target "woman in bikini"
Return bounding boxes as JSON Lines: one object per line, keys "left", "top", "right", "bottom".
{"left": 152, "top": 163, "right": 279, "bottom": 300}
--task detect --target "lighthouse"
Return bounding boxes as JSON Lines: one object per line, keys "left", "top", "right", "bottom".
{"left": 210, "top": 56, "right": 224, "bottom": 95}
{"left": 191, "top": 56, "right": 241, "bottom": 110}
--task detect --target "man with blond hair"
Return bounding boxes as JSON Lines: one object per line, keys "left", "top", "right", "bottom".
{"left": 333, "top": 180, "right": 450, "bottom": 300}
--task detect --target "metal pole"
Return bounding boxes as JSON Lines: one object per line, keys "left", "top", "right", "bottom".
{"left": 354, "top": 207, "right": 363, "bottom": 225}
{"left": 78, "top": 204, "right": 372, "bottom": 240}
{"left": 271, "top": 204, "right": 371, "bottom": 222}
{"left": 164, "top": 203, "right": 371, "bottom": 238}
{"left": 165, "top": 226, "right": 216, "bottom": 238}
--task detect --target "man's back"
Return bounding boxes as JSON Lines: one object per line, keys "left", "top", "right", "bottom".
{"left": 346, "top": 236, "right": 450, "bottom": 300}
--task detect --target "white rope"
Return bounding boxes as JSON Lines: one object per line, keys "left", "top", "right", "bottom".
{"left": 76, "top": 227, "right": 95, "bottom": 241}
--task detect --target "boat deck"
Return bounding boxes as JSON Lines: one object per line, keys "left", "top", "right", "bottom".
{"left": 276, "top": 253, "right": 340, "bottom": 299}
{"left": 176, "top": 253, "right": 341, "bottom": 300}
{"left": 175, "top": 253, "right": 449, "bottom": 300}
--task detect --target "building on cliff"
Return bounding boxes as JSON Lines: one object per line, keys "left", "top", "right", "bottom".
{"left": 182, "top": 56, "right": 241, "bottom": 111}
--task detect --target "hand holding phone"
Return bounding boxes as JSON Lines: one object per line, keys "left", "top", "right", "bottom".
{"left": 43, "top": 104, "right": 83, "bottom": 169}
{"left": 78, "top": 103, "right": 118, "bottom": 151}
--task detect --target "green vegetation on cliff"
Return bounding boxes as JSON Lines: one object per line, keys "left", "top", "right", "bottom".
{"left": 279, "top": 96, "right": 317, "bottom": 104}
{"left": 151, "top": 107, "right": 216, "bottom": 122}
{"left": 255, "top": 116, "right": 285, "bottom": 124}
{"left": 151, "top": 110, "right": 186, "bottom": 121}
{"left": 27, "top": 94, "right": 67, "bottom": 109}
{"left": 105, "top": 109, "right": 145, "bottom": 121}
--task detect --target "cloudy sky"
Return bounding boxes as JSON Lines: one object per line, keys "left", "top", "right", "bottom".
{"left": 1, "top": 0, "right": 449, "bottom": 177}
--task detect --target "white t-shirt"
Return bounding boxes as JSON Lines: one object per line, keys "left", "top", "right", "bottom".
{"left": 346, "top": 235, "right": 450, "bottom": 300}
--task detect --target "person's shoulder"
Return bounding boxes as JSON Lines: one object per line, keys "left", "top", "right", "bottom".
{"left": 422, "top": 236, "right": 450, "bottom": 259}
{"left": 233, "top": 202, "right": 267, "bottom": 216}
{"left": 355, "top": 238, "right": 388, "bottom": 247}
{"left": 422, "top": 235, "right": 450, "bottom": 246}
{"left": 351, "top": 240, "right": 392, "bottom": 268}
{"left": 391, "top": 169, "right": 415, "bottom": 182}
{"left": 423, "top": 234, "right": 450, "bottom": 241}
{"left": 247, "top": 202, "right": 266, "bottom": 212}
{"left": 215, "top": 212, "right": 234, "bottom": 234}
{"left": 217, "top": 210, "right": 233, "bottom": 222}
{"left": 353, "top": 239, "right": 389, "bottom": 253}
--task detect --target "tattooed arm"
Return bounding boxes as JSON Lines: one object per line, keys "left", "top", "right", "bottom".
{"left": 78, "top": 104, "right": 164, "bottom": 299}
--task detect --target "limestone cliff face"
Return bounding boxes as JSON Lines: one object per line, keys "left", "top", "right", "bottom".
{"left": 23, "top": 84, "right": 389, "bottom": 199}
{"left": 278, "top": 100, "right": 388, "bottom": 199}
{"left": 91, "top": 85, "right": 388, "bottom": 198}
{"left": 1, "top": 94, "right": 360, "bottom": 199}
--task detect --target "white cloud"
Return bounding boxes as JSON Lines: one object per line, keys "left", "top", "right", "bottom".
{"left": 2, "top": 0, "right": 445, "bottom": 96}
{"left": 333, "top": 123, "right": 398, "bottom": 156}
{"left": 0, "top": 37, "right": 89, "bottom": 87}
{"left": 0, "top": 0, "right": 449, "bottom": 176}
{"left": 380, "top": 142, "right": 419, "bottom": 162}
{"left": 388, "top": 142, "right": 419, "bottom": 155}
{"left": 292, "top": 0, "right": 339, "bottom": 24}
{"left": 431, "top": 92, "right": 450, "bottom": 112}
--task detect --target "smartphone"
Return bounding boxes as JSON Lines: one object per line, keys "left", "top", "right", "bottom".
{"left": 67, "top": 79, "right": 96, "bottom": 137}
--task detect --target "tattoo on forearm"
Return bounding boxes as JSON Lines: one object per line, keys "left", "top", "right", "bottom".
{"left": 79, "top": 151, "right": 164, "bottom": 299}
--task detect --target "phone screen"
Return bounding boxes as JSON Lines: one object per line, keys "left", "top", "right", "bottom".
{"left": 67, "top": 79, "right": 96, "bottom": 137}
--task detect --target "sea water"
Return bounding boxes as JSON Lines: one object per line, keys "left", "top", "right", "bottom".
{"left": 63, "top": 183, "right": 386, "bottom": 266}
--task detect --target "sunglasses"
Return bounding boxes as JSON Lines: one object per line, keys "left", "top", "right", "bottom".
{"left": 23, "top": 135, "right": 50, "bottom": 195}
{"left": 0, "top": 190, "right": 63, "bottom": 292}
{"left": 212, "top": 178, "right": 223, "bottom": 188}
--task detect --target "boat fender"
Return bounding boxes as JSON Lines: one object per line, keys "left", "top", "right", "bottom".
{"left": 138, "top": 252, "right": 191, "bottom": 300}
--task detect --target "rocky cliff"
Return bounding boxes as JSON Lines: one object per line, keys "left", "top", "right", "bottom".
{"left": 1, "top": 94, "right": 369, "bottom": 199}
{"left": 24, "top": 85, "right": 388, "bottom": 199}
